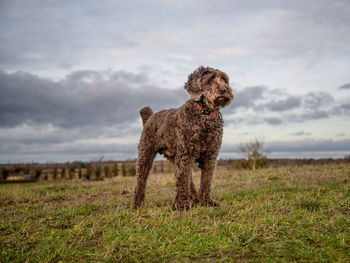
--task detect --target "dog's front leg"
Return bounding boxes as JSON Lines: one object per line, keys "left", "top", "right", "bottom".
{"left": 173, "top": 154, "right": 193, "bottom": 210}
{"left": 199, "top": 155, "right": 219, "bottom": 207}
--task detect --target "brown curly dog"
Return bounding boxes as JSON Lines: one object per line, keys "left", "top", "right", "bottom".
{"left": 133, "top": 66, "right": 234, "bottom": 210}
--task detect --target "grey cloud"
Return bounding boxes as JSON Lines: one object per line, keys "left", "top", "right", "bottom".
{"left": 264, "top": 117, "right": 284, "bottom": 125}
{"left": 223, "top": 86, "right": 266, "bottom": 114}
{"left": 303, "top": 92, "right": 334, "bottom": 109}
{"left": 236, "top": 116, "right": 284, "bottom": 126}
{"left": 267, "top": 96, "right": 301, "bottom": 112}
{"left": 221, "top": 138, "right": 350, "bottom": 154}
{"left": 277, "top": 92, "right": 337, "bottom": 123}
{"left": 0, "top": 68, "right": 187, "bottom": 163}
{"left": 267, "top": 139, "right": 350, "bottom": 153}
{"left": 338, "top": 83, "right": 350, "bottom": 90}
{"left": 338, "top": 103, "right": 350, "bottom": 111}
{"left": 234, "top": 89, "right": 335, "bottom": 118}
{"left": 332, "top": 103, "right": 350, "bottom": 115}
{"left": 0, "top": 124, "right": 139, "bottom": 147}
{"left": 291, "top": 131, "right": 312, "bottom": 136}
{"left": 1, "top": 0, "right": 350, "bottom": 75}
{"left": 282, "top": 92, "right": 337, "bottom": 123}
{"left": 225, "top": 87, "right": 339, "bottom": 126}
{"left": 0, "top": 127, "right": 77, "bottom": 146}
{"left": 301, "top": 109, "right": 329, "bottom": 121}
{"left": 65, "top": 70, "right": 149, "bottom": 85}
{"left": 0, "top": 70, "right": 187, "bottom": 129}
{"left": 51, "top": 142, "right": 137, "bottom": 156}
{"left": 0, "top": 71, "right": 65, "bottom": 127}
{"left": 0, "top": 140, "right": 138, "bottom": 163}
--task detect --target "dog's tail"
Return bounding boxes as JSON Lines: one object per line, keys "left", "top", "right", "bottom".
{"left": 140, "top": 106, "right": 153, "bottom": 126}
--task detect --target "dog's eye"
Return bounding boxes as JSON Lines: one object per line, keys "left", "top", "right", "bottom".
{"left": 222, "top": 77, "right": 228, "bottom": 84}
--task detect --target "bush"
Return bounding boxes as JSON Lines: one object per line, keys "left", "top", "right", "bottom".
{"left": 129, "top": 165, "right": 136, "bottom": 176}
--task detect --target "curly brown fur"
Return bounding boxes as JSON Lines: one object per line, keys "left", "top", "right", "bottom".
{"left": 133, "top": 66, "right": 234, "bottom": 210}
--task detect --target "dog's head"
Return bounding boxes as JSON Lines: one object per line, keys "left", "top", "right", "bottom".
{"left": 185, "top": 66, "right": 234, "bottom": 110}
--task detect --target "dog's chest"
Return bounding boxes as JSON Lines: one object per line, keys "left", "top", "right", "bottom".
{"left": 188, "top": 117, "right": 223, "bottom": 154}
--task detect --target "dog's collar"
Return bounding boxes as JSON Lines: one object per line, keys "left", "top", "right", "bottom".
{"left": 195, "top": 104, "right": 218, "bottom": 117}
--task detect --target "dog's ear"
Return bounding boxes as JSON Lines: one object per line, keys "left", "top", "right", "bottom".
{"left": 184, "top": 66, "right": 211, "bottom": 101}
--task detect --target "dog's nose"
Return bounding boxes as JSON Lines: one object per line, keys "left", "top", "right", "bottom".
{"left": 219, "top": 87, "right": 227, "bottom": 94}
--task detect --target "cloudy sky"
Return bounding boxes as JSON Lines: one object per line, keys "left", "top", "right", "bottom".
{"left": 1, "top": 0, "right": 350, "bottom": 163}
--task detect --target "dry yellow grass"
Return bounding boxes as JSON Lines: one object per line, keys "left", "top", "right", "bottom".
{"left": 1, "top": 163, "right": 349, "bottom": 262}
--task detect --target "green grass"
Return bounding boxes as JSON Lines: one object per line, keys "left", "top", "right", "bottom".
{"left": 1, "top": 164, "right": 349, "bottom": 262}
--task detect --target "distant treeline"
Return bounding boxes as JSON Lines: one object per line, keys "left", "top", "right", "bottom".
{"left": 218, "top": 156, "right": 350, "bottom": 169}
{"left": 1, "top": 156, "right": 349, "bottom": 181}
{"left": 0, "top": 160, "right": 174, "bottom": 182}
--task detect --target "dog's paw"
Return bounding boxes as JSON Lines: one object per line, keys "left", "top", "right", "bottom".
{"left": 132, "top": 200, "right": 144, "bottom": 209}
{"left": 190, "top": 194, "right": 200, "bottom": 204}
{"left": 200, "top": 199, "right": 220, "bottom": 207}
{"left": 132, "top": 204, "right": 140, "bottom": 209}
{"left": 173, "top": 200, "right": 191, "bottom": 211}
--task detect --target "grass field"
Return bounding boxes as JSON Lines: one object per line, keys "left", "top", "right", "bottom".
{"left": 1, "top": 164, "right": 349, "bottom": 262}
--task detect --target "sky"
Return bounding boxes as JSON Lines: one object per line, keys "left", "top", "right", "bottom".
{"left": 0, "top": 0, "right": 350, "bottom": 163}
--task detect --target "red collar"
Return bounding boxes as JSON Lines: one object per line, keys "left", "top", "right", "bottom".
{"left": 195, "top": 104, "right": 218, "bottom": 117}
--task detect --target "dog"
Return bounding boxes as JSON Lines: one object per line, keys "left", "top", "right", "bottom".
{"left": 133, "top": 66, "right": 233, "bottom": 210}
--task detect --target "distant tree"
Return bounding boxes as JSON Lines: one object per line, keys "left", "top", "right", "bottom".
{"left": 43, "top": 172, "right": 48, "bottom": 180}
{"left": 111, "top": 163, "right": 119, "bottom": 177}
{"left": 86, "top": 163, "right": 92, "bottom": 179}
{"left": 239, "top": 139, "right": 268, "bottom": 171}
{"left": 122, "top": 163, "right": 127, "bottom": 177}
{"left": 69, "top": 167, "right": 75, "bottom": 179}
{"left": 14, "top": 166, "right": 21, "bottom": 174}
{"left": 61, "top": 168, "right": 66, "bottom": 179}
{"left": 23, "top": 166, "right": 30, "bottom": 175}
{"left": 129, "top": 165, "right": 136, "bottom": 176}
{"left": 232, "top": 159, "right": 251, "bottom": 170}
{"left": 34, "top": 169, "right": 41, "bottom": 180}
{"left": 95, "top": 165, "right": 102, "bottom": 179}
{"left": 92, "top": 156, "right": 104, "bottom": 180}
{"left": 104, "top": 166, "right": 110, "bottom": 178}
{"left": 53, "top": 168, "right": 58, "bottom": 180}
{"left": 1, "top": 168, "right": 10, "bottom": 181}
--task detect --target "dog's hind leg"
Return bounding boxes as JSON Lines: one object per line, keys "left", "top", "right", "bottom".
{"left": 133, "top": 135, "right": 156, "bottom": 209}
